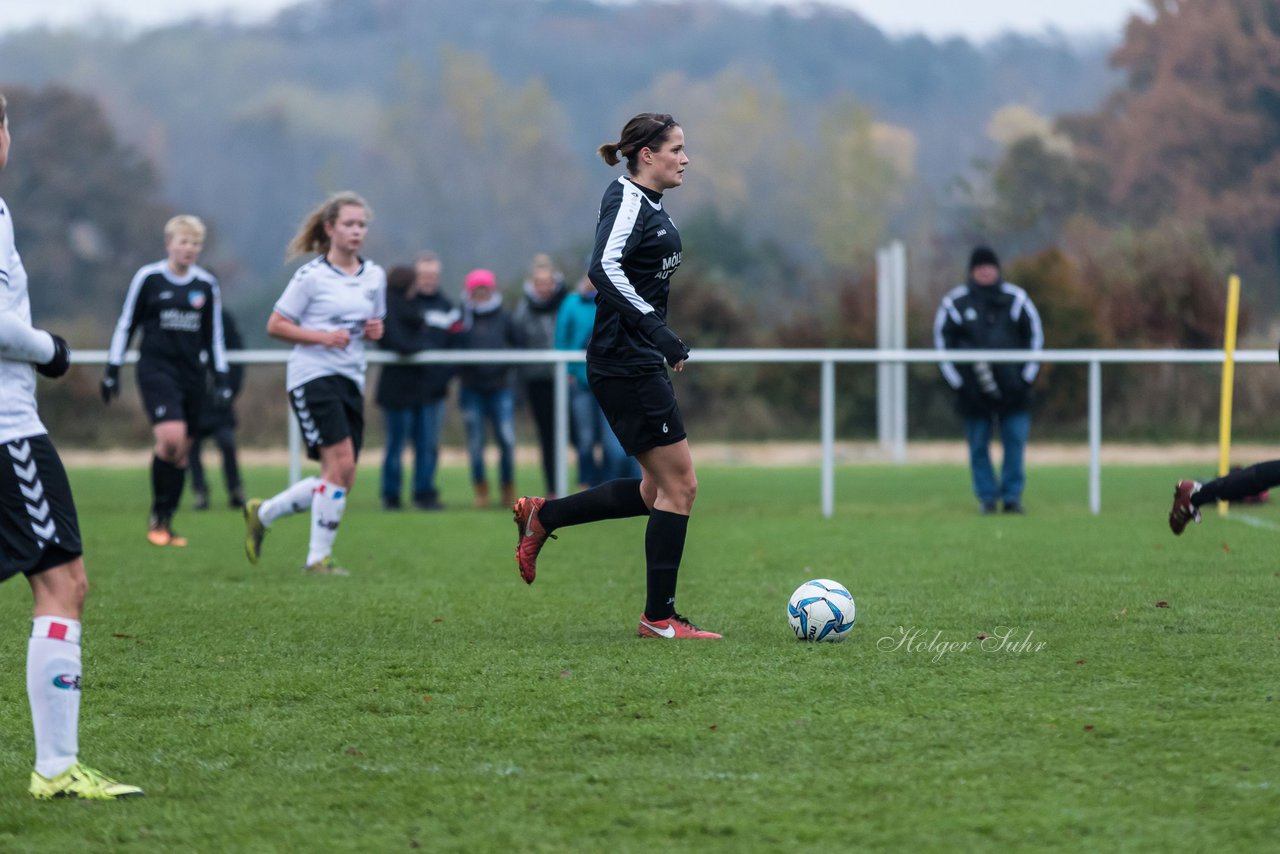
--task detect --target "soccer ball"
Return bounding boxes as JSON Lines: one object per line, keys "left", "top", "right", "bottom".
{"left": 787, "top": 579, "right": 856, "bottom": 642}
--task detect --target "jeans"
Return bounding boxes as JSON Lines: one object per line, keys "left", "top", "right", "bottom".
{"left": 570, "top": 382, "right": 638, "bottom": 487}
{"left": 381, "top": 400, "right": 446, "bottom": 501}
{"left": 965, "top": 410, "right": 1031, "bottom": 506}
{"left": 460, "top": 387, "right": 516, "bottom": 486}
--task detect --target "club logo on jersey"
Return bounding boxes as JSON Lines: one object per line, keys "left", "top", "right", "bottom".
{"left": 964, "top": 307, "right": 978, "bottom": 321}
{"left": 656, "top": 228, "right": 667, "bottom": 237}
{"left": 188, "top": 291, "right": 207, "bottom": 310}
{"left": 52, "top": 674, "right": 81, "bottom": 691}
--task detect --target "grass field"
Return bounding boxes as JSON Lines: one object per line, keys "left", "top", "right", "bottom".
{"left": 0, "top": 461, "right": 1277, "bottom": 851}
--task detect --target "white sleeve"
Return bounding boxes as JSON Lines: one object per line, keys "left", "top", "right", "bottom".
{"left": 209, "top": 278, "right": 230, "bottom": 374}
{"left": 107, "top": 266, "right": 148, "bottom": 366}
{"left": 0, "top": 313, "right": 54, "bottom": 365}
{"left": 273, "top": 268, "right": 312, "bottom": 324}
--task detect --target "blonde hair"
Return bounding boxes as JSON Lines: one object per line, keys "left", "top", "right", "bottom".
{"left": 164, "top": 214, "right": 206, "bottom": 243}
{"left": 286, "top": 191, "right": 371, "bottom": 260}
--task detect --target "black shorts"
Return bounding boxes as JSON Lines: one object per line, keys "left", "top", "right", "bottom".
{"left": 138, "top": 364, "right": 203, "bottom": 433}
{"left": 588, "top": 369, "right": 686, "bottom": 457}
{"left": 289, "top": 375, "right": 365, "bottom": 461}
{"left": 0, "top": 434, "right": 83, "bottom": 583}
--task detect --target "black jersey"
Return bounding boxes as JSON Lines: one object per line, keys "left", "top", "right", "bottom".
{"left": 587, "top": 176, "right": 683, "bottom": 377}
{"left": 107, "top": 261, "right": 229, "bottom": 385}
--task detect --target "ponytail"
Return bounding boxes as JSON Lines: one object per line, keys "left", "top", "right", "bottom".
{"left": 598, "top": 113, "right": 678, "bottom": 174}
{"left": 286, "top": 191, "right": 371, "bottom": 260}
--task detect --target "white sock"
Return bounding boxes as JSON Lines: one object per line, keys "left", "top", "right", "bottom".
{"left": 259, "top": 476, "right": 319, "bottom": 527}
{"left": 307, "top": 480, "right": 347, "bottom": 565}
{"left": 28, "top": 616, "right": 82, "bottom": 779}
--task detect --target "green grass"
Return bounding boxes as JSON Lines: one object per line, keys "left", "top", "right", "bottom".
{"left": 0, "top": 462, "right": 1277, "bottom": 851}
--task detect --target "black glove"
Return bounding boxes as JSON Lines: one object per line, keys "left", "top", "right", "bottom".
{"left": 35, "top": 333, "right": 71, "bottom": 379}
{"left": 101, "top": 364, "right": 121, "bottom": 404}
{"left": 637, "top": 314, "right": 690, "bottom": 368}
{"left": 212, "top": 373, "right": 234, "bottom": 410}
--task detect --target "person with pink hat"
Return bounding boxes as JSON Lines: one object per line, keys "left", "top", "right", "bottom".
{"left": 456, "top": 268, "right": 520, "bottom": 508}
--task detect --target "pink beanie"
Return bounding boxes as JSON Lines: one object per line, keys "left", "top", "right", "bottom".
{"left": 465, "top": 268, "right": 497, "bottom": 290}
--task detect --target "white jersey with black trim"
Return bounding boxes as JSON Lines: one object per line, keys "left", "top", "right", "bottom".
{"left": 0, "top": 196, "right": 47, "bottom": 444}
{"left": 273, "top": 256, "right": 387, "bottom": 392}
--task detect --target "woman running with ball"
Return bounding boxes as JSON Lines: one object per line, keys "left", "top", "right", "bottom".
{"left": 513, "top": 113, "right": 719, "bottom": 639}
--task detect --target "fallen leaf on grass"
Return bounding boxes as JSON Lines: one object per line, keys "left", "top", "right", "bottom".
{"left": 344, "top": 746, "right": 364, "bottom": 756}
{"left": 432, "top": 617, "right": 444, "bottom": 624}
{"left": 559, "top": 670, "right": 573, "bottom": 679}
{"left": 1221, "top": 543, "right": 1230, "bottom": 553}
{"left": 1155, "top": 601, "right": 1170, "bottom": 608}
{"left": 977, "top": 633, "right": 989, "bottom": 641}
{"left": 422, "top": 695, "right": 432, "bottom": 703}
{"left": 112, "top": 634, "right": 134, "bottom": 639}
{"left": 1083, "top": 725, "right": 1095, "bottom": 732}
{"left": 709, "top": 724, "right": 718, "bottom": 731}
{"left": 1074, "top": 660, "right": 1087, "bottom": 665}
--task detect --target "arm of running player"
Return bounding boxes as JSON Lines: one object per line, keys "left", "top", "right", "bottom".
{"left": 588, "top": 189, "right": 688, "bottom": 369}
{"left": 0, "top": 313, "right": 69, "bottom": 377}
{"left": 102, "top": 267, "right": 148, "bottom": 401}
{"left": 205, "top": 279, "right": 234, "bottom": 406}
{"left": 266, "top": 311, "right": 350, "bottom": 349}
{"left": 363, "top": 269, "right": 387, "bottom": 341}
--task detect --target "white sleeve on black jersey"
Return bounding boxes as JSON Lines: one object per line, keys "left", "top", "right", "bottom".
{"left": 590, "top": 180, "right": 657, "bottom": 322}
{"left": 207, "top": 274, "right": 230, "bottom": 375}
{"left": 107, "top": 265, "right": 151, "bottom": 367}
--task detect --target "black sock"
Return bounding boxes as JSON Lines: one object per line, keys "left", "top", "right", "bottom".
{"left": 151, "top": 456, "right": 188, "bottom": 523}
{"left": 169, "top": 463, "right": 188, "bottom": 519}
{"left": 644, "top": 509, "right": 688, "bottom": 622}
{"left": 536, "top": 478, "right": 648, "bottom": 532}
{"left": 1194, "top": 460, "right": 1280, "bottom": 505}
{"left": 150, "top": 455, "right": 170, "bottom": 520}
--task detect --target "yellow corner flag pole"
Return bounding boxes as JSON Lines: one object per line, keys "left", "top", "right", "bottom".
{"left": 1217, "top": 273, "right": 1242, "bottom": 515}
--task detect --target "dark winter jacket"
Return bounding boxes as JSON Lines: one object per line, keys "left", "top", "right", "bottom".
{"left": 511, "top": 275, "right": 567, "bottom": 383}
{"left": 933, "top": 280, "right": 1044, "bottom": 417}
{"left": 457, "top": 294, "right": 520, "bottom": 393}
{"left": 375, "top": 288, "right": 461, "bottom": 409}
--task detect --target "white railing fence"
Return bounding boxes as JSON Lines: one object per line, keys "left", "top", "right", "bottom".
{"left": 77, "top": 348, "right": 1272, "bottom": 517}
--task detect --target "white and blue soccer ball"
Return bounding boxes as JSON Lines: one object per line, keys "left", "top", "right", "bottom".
{"left": 787, "top": 579, "right": 856, "bottom": 642}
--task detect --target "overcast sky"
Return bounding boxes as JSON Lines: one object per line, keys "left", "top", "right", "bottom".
{"left": 0, "top": 0, "right": 1149, "bottom": 41}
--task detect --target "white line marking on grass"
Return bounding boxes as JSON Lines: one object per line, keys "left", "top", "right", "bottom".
{"left": 1225, "top": 513, "right": 1280, "bottom": 532}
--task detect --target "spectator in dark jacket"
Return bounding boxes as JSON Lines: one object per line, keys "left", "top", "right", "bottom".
{"left": 457, "top": 268, "right": 519, "bottom": 509}
{"left": 511, "top": 254, "right": 568, "bottom": 496}
{"left": 376, "top": 253, "right": 460, "bottom": 510}
{"left": 190, "top": 307, "right": 245, "bottom": 510}
{"left": 934, "top": 245, "right": 1044, "bottom": 514}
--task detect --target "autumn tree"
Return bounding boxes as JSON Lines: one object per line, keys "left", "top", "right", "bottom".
{"left": 0, "top": 86, "right": 173, "bottom": 321}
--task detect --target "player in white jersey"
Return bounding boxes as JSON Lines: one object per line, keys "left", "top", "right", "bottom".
{"left": 0, "top": 93, "right": 142, "bottom": 799}
{"left": 243, "top": 192, "right": 386, "bottom": 576}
